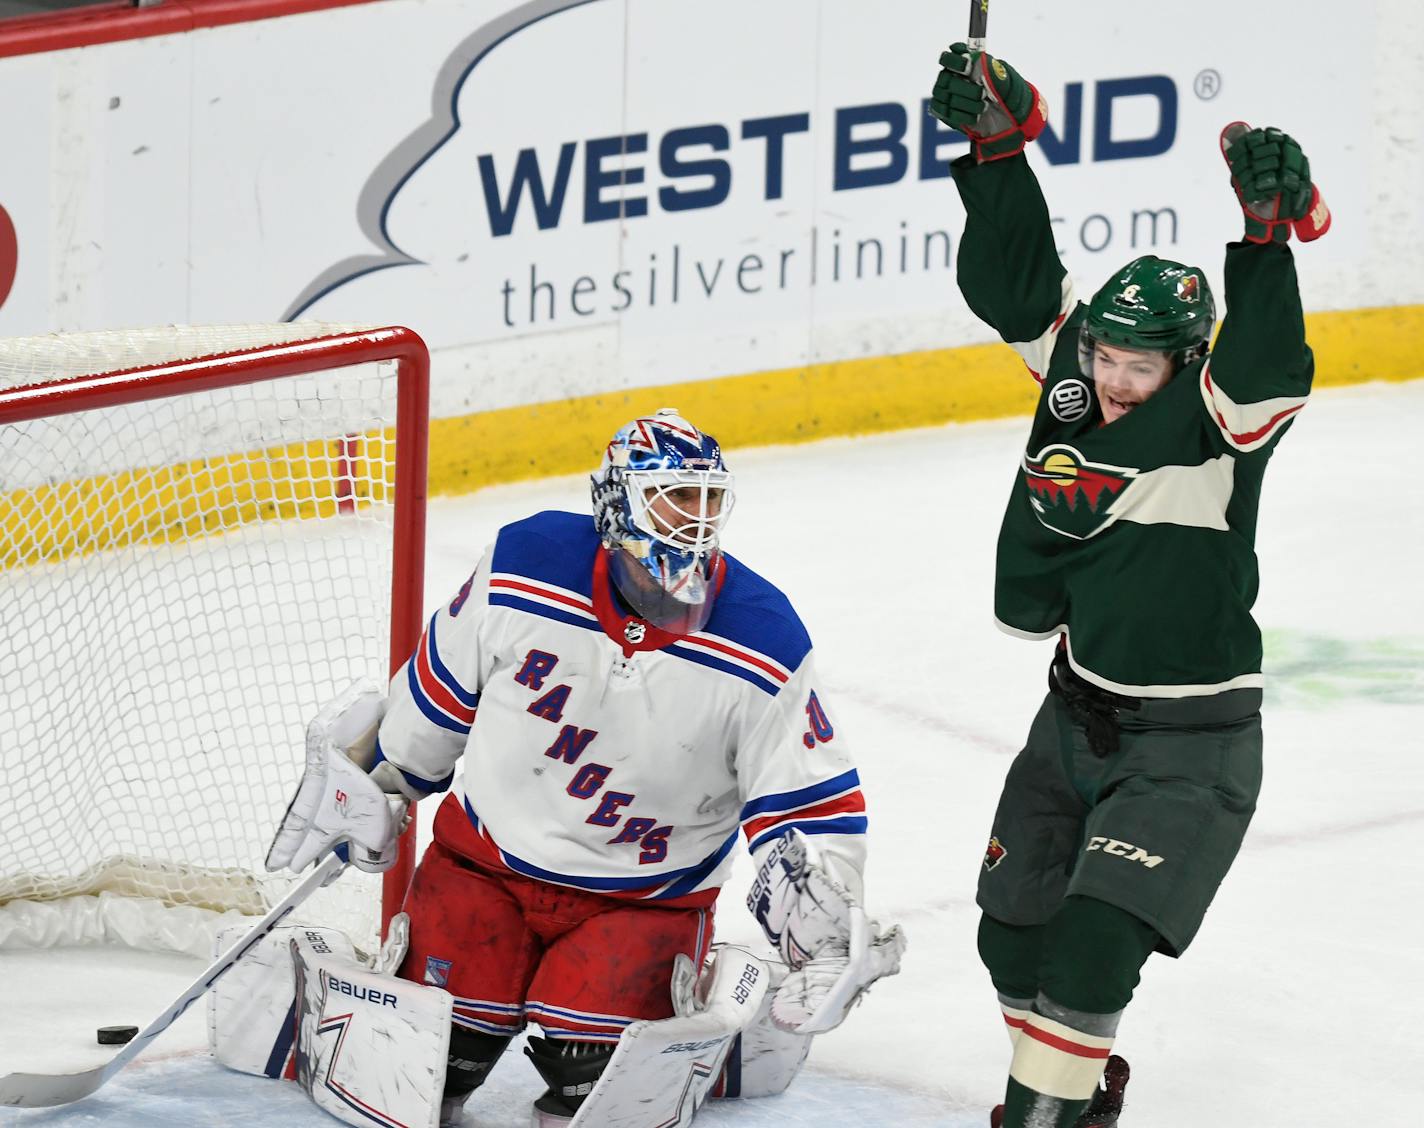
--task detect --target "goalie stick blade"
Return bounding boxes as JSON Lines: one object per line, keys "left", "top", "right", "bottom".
{"left": 0, "top": 852, "right": 346, "bottom": 1109}
{"left": 0, "top": 1067, "right": 109, "bottom": 1109}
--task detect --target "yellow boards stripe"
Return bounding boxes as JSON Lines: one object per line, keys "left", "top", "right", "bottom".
{"left": 426, "top": 339, "right": 1037, "bottom": 496}
{"left": 427, "top": 303, "right": 1424, "bottom": 494}
{"left": 3, "top": 304, "right": 1419, "bottom": 567}
{"left": 1307, "top": 303, "right": 1424, "bottom": 388}
{"left": 1, "top": 431, "right": 394, "bottom": 570}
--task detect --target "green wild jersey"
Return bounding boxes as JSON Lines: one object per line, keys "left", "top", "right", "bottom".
{"left": 950, "top": 153, "right": 1313, "bottom": 697}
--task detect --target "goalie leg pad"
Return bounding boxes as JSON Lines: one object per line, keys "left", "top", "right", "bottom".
{"left": 208, "top": 924, "right": 356, "bottom": 1078}
{"left": 713, "top": 958, "right": 813, "bottom": 1100}
{"left": 292, "top": 932, "right": 453, "bottom": 1128}
{"left": 560, "top": 946, "right": 770, "bottom": 1128}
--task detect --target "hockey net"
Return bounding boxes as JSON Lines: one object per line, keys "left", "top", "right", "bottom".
{"left": 0, "top": 324, "right": 428, "bottom": 959}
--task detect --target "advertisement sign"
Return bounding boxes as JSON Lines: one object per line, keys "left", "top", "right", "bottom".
{"left": 0, "top": 0, "right": 1390, "bottom": 418}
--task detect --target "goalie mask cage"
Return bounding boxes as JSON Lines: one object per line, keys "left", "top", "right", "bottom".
{"left": 0, "top": 324, "right": 428, "bottom": 959}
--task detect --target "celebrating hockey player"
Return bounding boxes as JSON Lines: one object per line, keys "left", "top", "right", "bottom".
{"left": 929, "top": 43, "right": 1328, "bottom": 1128}
{"left": 263, "top": 408, "right": 904, "bottom": 1128}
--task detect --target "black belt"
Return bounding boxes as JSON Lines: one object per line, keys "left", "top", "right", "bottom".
{"left": 1048, "top": 650, "right": 1141, "bottom": 759}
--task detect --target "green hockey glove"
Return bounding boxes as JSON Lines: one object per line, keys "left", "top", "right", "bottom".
{"left": 930, "top": 43, "right": 1048, "bottom": 163}
{"left": 1220, "top": 122, "right": 1331, "bottom": 244}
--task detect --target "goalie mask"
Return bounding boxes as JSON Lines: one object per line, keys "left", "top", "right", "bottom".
{"left": 591, "top": 408, "right": 734, "bottom": 635}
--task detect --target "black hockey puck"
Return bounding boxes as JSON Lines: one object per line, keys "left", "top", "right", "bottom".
{"left": 96, "top": 1025, "right": 139, "bottom": 1045}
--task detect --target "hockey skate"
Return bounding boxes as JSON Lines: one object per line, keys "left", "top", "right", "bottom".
{"left": 989, "top": 1055, "right": 1130, "bottom": 1127}
{"left": 1079, "top": 1055, "right": 1129, "bottom": 1127}
{"left": 439, "top": 1092, "right": 470, "bottom": 1128}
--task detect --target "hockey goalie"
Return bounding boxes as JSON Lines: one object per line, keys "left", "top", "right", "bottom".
{"left": 219, "top": 409, "right": 906, "bottom": 1127}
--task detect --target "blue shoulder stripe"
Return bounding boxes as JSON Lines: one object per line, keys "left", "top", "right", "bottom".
{"left": 490, "top": 593, "right": 601, "bottom": 634}
{"left": 740, "top": 769, "right": 861, "bottom": 821}
{"left": 700, "top": 554, "right": 813, "bottom": 675}
{"left": 665, "top": 642, "right": 781, "bottom": 696}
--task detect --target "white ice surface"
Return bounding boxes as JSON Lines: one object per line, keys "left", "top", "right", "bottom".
{"left": 3, "top": 379, "right": 1422, "bottom": 1127}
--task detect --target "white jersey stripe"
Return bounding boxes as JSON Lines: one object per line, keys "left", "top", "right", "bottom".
{"left": 452, "top": 1014, "right": 524, "bottom": 1035}
{"left": 452, "top": 997, "right": 523, "bottom": 1015}
{"left": 1199, "top": 359, "right": 1309, "bottom": 453}
{"left": 989, "top": 621, "right": 1266, "bottom": 697}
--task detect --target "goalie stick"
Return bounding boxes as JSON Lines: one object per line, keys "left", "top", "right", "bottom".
{"left": 0, "top": 852, "right": 347, "bottom": 1109}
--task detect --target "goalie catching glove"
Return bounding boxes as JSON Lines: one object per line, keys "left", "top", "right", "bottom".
{"left": 747, "top": 830, "right": 906, "bottom": 1035}
{"left": 930, "top": 43, "right": 1048, "bottom": 163}
{"left": 266, "top": 680, "right": 413, "bottom": 876}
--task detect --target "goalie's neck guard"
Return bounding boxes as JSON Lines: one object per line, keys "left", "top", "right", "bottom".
{"left": 591, "top": 548, "right": 727, "bottom": 658}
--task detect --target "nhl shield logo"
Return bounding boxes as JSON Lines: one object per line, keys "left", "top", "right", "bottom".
{"left": 983, "top": 836, "right": 1007, "bottom": 871}
{"left": 624, "top": 621, "right": 647, "bottom": 644}
{"left": 1021, "top": 444, "right": 1136, "bottom": 540}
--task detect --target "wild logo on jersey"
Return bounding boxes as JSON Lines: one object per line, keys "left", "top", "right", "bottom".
{"left": 1021, "top": 444, "right": 1136, "bottom": 540}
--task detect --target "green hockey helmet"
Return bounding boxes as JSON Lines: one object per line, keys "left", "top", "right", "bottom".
{"left": 1079, "top": 255, "right": 1216, "bottom": 377}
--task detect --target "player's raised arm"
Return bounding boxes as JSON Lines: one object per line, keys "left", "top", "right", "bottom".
{"left": 1201, "top": 125, "right": 1327, "bottom": 455}
{"left": 932, "top": 43, "right": 1074, "bottom": 376}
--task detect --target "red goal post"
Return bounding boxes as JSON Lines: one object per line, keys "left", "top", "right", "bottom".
{"left": 0, "top": 324, "right": 428, "bottom": 956}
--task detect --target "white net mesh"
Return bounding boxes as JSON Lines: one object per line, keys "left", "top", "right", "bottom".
{"left": 0, "top": 323, "right": 416, "bottom": 956}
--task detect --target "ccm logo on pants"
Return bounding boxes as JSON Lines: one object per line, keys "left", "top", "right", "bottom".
{"left": 1085, "top": 837, "right": 1165, "bottom": 868}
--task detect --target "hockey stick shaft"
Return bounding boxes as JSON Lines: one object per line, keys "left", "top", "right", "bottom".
{"left": 0, "top": 852, "right": 347, "bottom": 1108}
{"left": 966, "top": 0, "right": 988, "bottom": 50}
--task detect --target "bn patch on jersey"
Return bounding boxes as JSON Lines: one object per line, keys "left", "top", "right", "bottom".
{"left": 1048, "top": 379, "right": 1092, "bottom": 422}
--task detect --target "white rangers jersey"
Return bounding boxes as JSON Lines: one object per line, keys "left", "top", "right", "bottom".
{"left": 377, "top": 511, "right": 868, "bottom": 906}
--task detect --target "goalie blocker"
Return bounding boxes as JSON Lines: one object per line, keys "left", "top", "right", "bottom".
{"left": 210, "top": 928, "right": 815, "bottom": 1128}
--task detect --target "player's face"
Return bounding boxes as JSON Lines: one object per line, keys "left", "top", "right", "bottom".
{"left": 643, "top": 484, "right": 727, "bottom": 547}
{"left": 1092, "top": 343, "right": 1174, "bottom": 423}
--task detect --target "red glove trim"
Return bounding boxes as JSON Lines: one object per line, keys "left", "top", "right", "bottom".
{"left": 970, "top": 60, "right": 1047, "bottom": 163}
{"left": 1293, "top": 183, "right": 1332, "bottom": 242}
{"left": 1018, "top": 82, "right": 1048, "bottom": 143}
